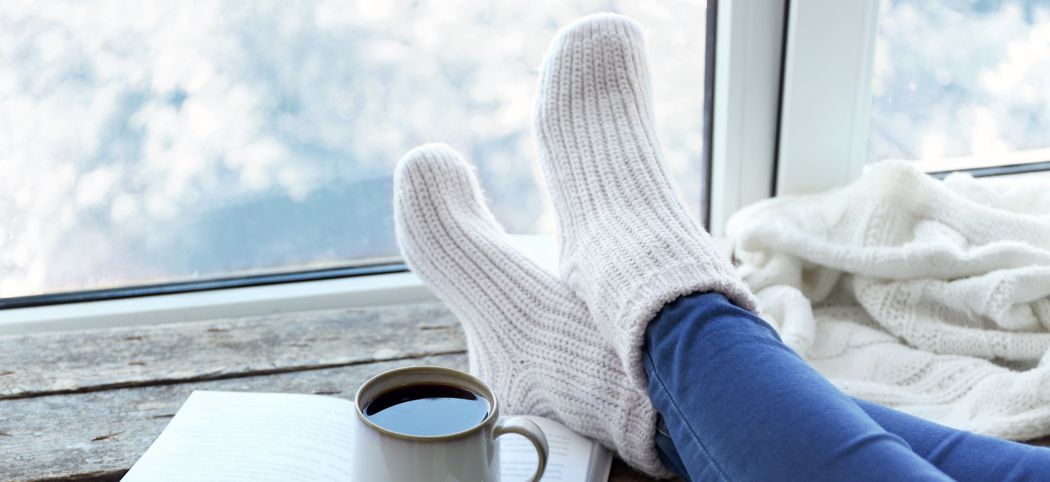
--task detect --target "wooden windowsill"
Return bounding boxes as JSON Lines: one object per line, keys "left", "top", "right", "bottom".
{"left": 0, "top": 302, "right": 660, "bottom": 481}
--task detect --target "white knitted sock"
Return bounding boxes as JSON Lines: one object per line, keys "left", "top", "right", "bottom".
{"left": 393, "top": 144, "right": 671, "bottom": 477}
{"left": 534, "top": 14, "right": 759, "bottom": 385}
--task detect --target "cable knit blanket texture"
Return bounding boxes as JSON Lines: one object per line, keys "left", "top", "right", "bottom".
{"left": 727, "top": 161, "right": 1050, "bottom": 441}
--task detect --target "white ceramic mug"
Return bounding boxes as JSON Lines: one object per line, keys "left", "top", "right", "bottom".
{"left": 351, "top": 366, "right": 548, "bottom": 481}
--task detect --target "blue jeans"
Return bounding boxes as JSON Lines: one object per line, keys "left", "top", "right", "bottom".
{"left": 645, "top": 292, "right": 1050, "bottom": 481}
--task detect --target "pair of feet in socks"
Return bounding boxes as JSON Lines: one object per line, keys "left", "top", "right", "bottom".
{"left": 393, "top": 14, "right": 756, "bottom": 476}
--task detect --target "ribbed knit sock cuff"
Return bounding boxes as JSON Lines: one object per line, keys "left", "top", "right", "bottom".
{"left": 616, "top": 261, "right": 759, "bottom": 386}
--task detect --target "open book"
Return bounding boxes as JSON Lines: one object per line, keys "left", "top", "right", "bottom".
{"left": 123, "top": 391, "right": 612, "bottom": 482}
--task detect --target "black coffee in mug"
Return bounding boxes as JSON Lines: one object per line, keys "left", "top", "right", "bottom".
{"left": 364, "top": 383, "right": 490, "bottom": 437}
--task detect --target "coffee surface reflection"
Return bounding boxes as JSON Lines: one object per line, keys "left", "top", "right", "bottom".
{"left": 364, "top": 383, "right": 490, "bottom": 437}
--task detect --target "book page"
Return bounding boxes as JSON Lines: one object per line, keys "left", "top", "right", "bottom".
{"left": 123, "top": 391, "right": 358, "bottom": 482}
{"left": 500, "top": 416, "right": 611, "bottom": 482}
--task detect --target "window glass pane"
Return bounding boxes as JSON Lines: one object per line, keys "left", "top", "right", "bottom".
{"left": 0, "top": 1, "right": 707, "bottom": 299}
{"left": 869, "top": 0, "right": 1050, "bottom": 171}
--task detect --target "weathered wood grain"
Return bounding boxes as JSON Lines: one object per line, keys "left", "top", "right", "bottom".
{"left": 0, "top": 353, "right": 468, "bottom": 482}
{"left": 0, "top": 349, "right": 662, "bottom": 482}
{"left": 0, "top": 303, "right": 464, "bottom": 399}
{"left": 0, "top": 301, "right": 665, "bottom": 481}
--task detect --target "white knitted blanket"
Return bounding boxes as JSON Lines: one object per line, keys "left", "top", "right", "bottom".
{"left": 727, "top": 161, "right": 1050, "bottom": 440}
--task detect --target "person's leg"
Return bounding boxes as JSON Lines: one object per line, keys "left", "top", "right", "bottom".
{"left": 644, "top": 292, "right": 951, "bottom": 481}
{"left": 653, "top": 376, "right": 1050, "bottom": 482}
{"left": 855, "top": 398, "right": 1050, "bottom": 481}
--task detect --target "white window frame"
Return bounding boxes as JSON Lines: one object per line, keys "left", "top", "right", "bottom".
{"left": 707, "top": 0, "right": 788, "bottom": 236}
{"left": 708, "top": 0, "right": 881, "bottom": 235}
{"left": 775, "top": 0, "right": 880, "bottom": 196}
{"left": 0, "top": 272, "right": 433, "bottom": 334}
{"left": 0, "top": 235, "right": 559, "bottom": 334}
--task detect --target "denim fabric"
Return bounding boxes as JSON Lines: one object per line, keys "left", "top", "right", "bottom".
{"left": 644, "top": 292, "right": 1050, "bottom": 481}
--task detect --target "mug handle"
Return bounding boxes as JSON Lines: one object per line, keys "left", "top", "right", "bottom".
{"left": 493, "top": 416, "right": 548, "bottom": 482}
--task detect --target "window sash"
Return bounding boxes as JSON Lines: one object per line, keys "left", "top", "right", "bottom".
{"left": 707, "top": 0, "right": 789, "bottom": 236}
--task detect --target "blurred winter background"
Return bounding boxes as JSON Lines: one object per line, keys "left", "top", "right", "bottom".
{"left": 0, "top": 0, "right": 707, "bottom": 297}
{"left": 871, "top": 0, "right": 1050, "bottom": 168}
{"left": 1, "top": 0, "right": 1048, "bottom": 298}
